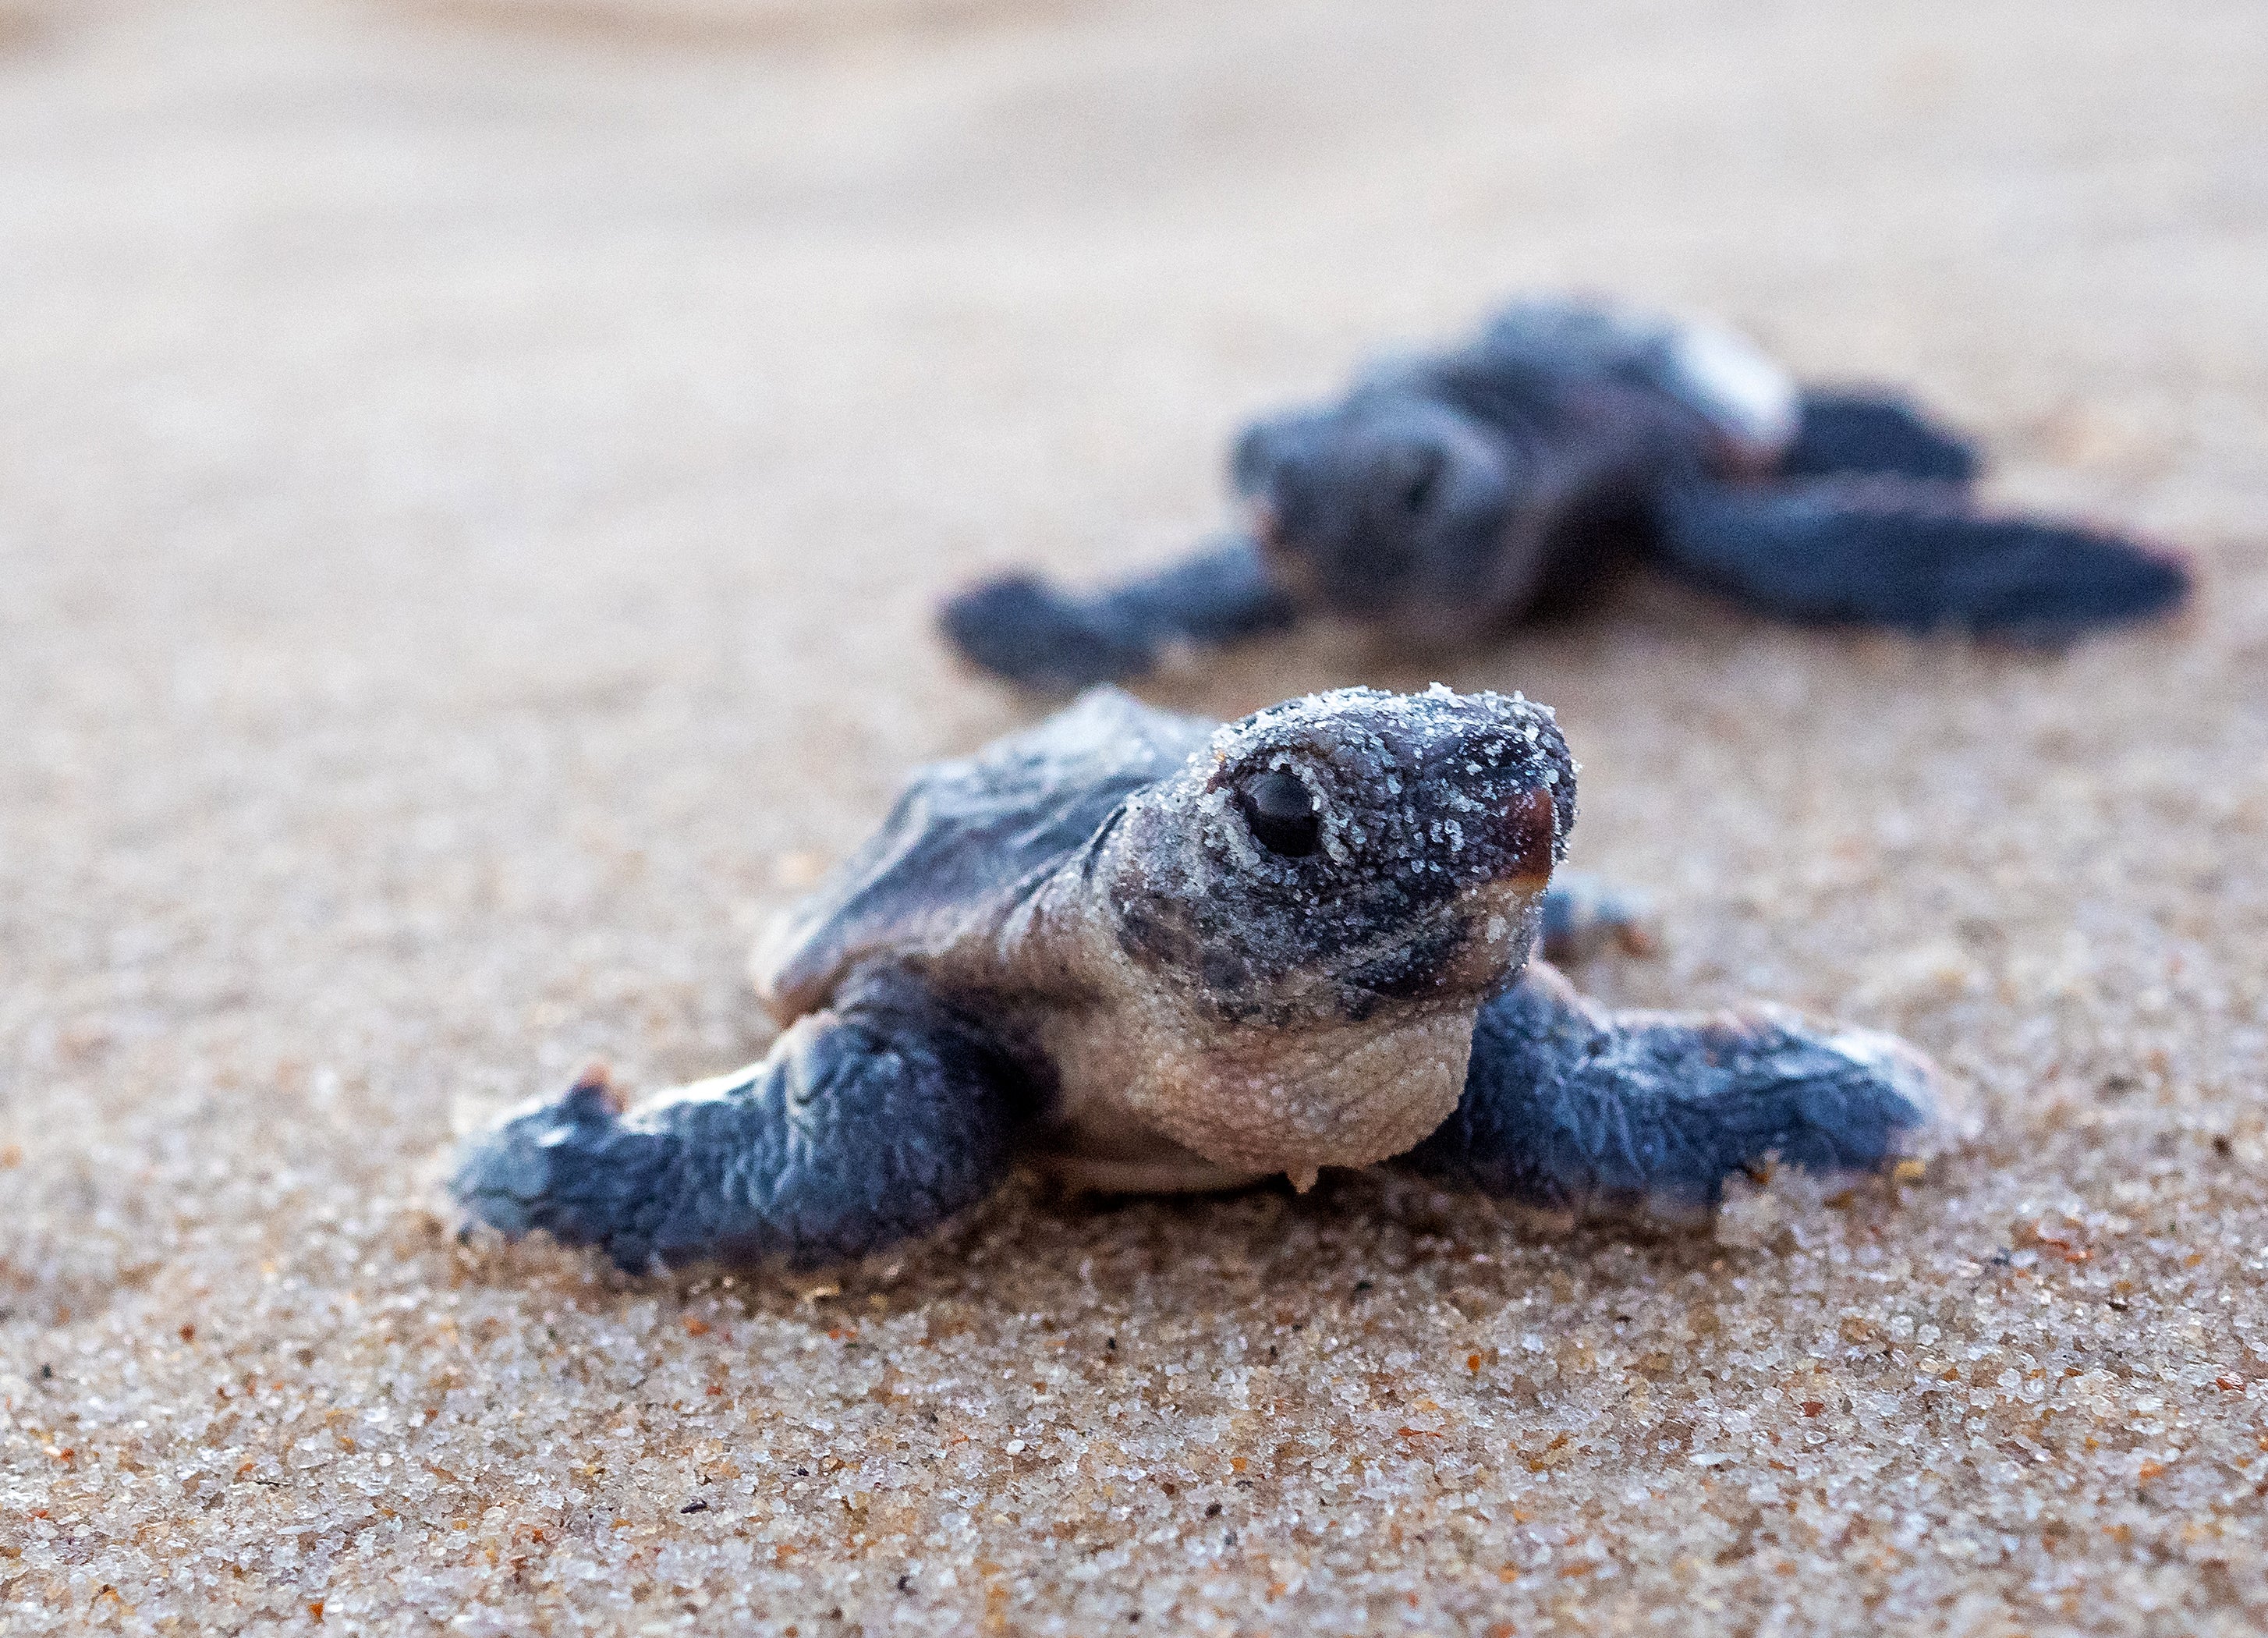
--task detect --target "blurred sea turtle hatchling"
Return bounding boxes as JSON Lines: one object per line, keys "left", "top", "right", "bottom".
{"left": 943, "top": 296, "right": 2192, "bottom": 691}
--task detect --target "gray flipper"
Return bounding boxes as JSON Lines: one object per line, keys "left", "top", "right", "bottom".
{"left": 1539, "top": 871, "right": 1656, "bottom": 964}
{"left": 1404, "top": 963, "right": 1937, "bottom": 1220}
{"left": 1653, "top": 477, "right": 2190, "bottom": 641}
{"left": 1783, "top": 390, "right": 1980, "bottom": 484}
{"left": 938, "top": 537, "right": 1296, "bottom": 692}
{"left": 452, "top": 967, "right": 1022, "bottom": 1271}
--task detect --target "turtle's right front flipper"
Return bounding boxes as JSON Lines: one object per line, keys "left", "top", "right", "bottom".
{"left": 1403, "top": 963, "right": 1938, "bottom": 1223}
{"left": 452, "top": 967, "right": 1024, "bottom": 1272}
{"left": 938, "top": 537, "right": 1296, "bottom": 692}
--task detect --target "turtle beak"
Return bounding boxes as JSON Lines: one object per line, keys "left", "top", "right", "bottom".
{"left": 1498, "top": 785, "right": 1561, "bottom": 883}
{"left": 1240, "top": 498, "right": 1316, "bottom": 602}
{"left": 1239, "top": 494, "right": 1279, "bottom": 545}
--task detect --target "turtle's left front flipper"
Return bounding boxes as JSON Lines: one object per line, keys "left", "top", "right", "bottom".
{"left": 450, "top": 967, "right": 1024, "bottom": 1272}
{"left": 1402, "top": 963, "right": 1938, "bottom": 1222}
{"left": 939, "top": 537, "right": 1297, "bottom": 692}
{"left": 1653, "top": 477, "right": 2189, "bottom": 641}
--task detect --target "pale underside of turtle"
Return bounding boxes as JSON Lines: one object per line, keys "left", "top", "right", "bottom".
{"left": 453, "top": 686, "right": 1940, "bottom": 1272}
{"left": 940, "top": 296, "right": 2191, "bottom": 690}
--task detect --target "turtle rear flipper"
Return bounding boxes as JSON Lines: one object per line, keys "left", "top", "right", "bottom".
{"left": 1402, "top": 963, "right": 1939, "bottom": 1222}
{"left": 940, "top": 537, "right": 1294, "bottom": 693}
{"left": 1653, "top": 477, "right": 2190, "bottom": 641}
{"left": 451, "top": 967, "right": 1022, "bottom": 1272}
{"left": 1783, "top": 389, "right": 1982, "bottom": 484}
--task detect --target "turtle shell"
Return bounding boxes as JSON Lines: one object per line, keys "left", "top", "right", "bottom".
{"left": 753, "top": 688, "right": 1212, "bottom": 1020}
{"left": 1470, "top": 298, "right": 1798, "bottom": 464}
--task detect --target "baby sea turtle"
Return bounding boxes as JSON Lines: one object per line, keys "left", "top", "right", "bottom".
{"left": 941, "top": 297, "right": 2190, "bottom": 690}
{"left": 452, "top": 686, "right": 1940, "bottom": 1271}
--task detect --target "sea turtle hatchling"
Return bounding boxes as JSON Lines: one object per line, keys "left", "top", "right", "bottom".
{"left": 941, "top": 296, "right": 2191, "bottom": 690}
{"left": 452, "top": 686, "right": 1941, "bottom": 1271}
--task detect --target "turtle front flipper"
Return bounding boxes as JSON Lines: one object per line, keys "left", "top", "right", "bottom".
{"left": 1652, "top": 476, "right": 2190, "bottom": 641}
{"left": 938, "top": 536, "right": 1296, "bottom": 692}
{"left": 1402, "top": 963, "right": 1939, "bottom": 1223}
{"left": 1781, "top": 389, "right": 1981, "bottom": 484}
{"left": 451, "top": 967, "right": 1024, "bottom": 1272}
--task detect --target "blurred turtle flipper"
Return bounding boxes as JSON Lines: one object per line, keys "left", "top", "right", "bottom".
{"left": 1653, "top": 477, "right": 2191, "bottom": 642}
{"left": 940, "top": 537, "right": 1295, "bottom": 692}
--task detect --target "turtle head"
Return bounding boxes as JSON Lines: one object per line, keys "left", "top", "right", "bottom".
{"left": 1092, "top": 685, "right": 1575, "bottom": 1179}
{"left": 1231, "top": 395, "right": 1527, "bottom": 646}
{"left": 1106, "top": 683, "right": 1575, "bottom": 1021}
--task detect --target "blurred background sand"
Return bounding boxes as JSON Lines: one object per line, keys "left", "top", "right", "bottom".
{"left": 2, "top": 0, "right": 2265, "bottom": 1632}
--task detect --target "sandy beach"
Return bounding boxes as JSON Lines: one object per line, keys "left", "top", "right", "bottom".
{"left": 3, "top": 0, "right": 2266, "bottom": 1631}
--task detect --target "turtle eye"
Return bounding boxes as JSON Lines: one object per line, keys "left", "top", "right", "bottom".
{"left": 1236, "top": 770, "right": 1320, "bottom": 858}
{"left": 1394, "top": 445, "right": 1445, "bottom": 516}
